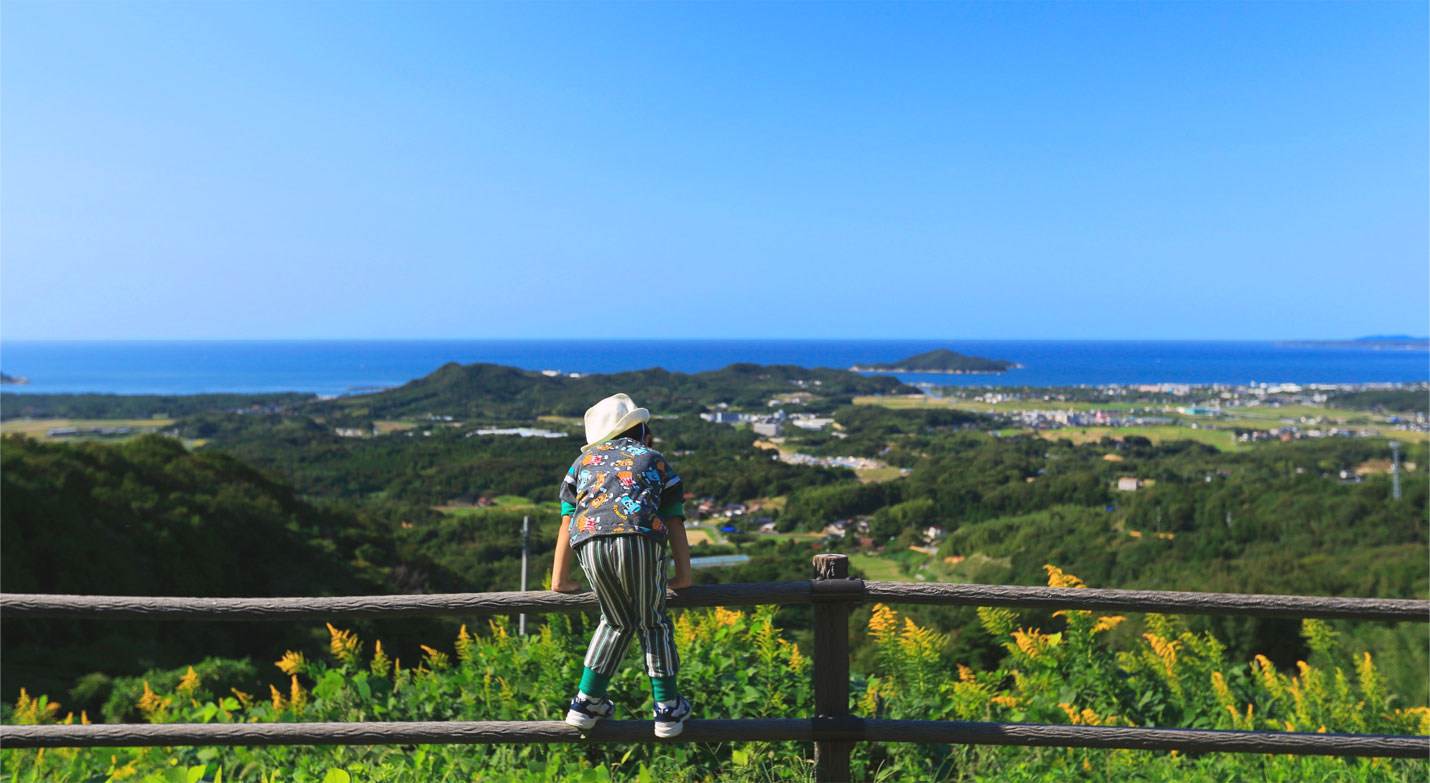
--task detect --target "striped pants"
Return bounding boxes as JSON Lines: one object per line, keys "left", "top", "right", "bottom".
{"left": 575, "top": 534, "right": 679, "bottom": 678}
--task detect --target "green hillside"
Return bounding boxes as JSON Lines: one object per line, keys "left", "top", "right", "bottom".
{"left": 855, "top": 348, "right": 1016, "bottom": 373}
{"left": 0, "top": 435, "right": 459, "bottom": 708}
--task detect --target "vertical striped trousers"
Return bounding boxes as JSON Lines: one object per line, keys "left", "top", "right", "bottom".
{"left": 575, "top": 534, "right": 680, "bottom": 678}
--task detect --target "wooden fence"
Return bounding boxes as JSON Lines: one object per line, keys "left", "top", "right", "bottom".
{"left": 2, "top": 554, "right": 1427, "bottom": 782}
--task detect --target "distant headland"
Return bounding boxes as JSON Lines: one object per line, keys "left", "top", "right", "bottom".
{"left": 1, "top": 372, "right": 30, "bottom": 385}
{"left": 1278, "top": 337, "right": 1429, "bottom": 350}
{"left": 852, "top": 348, "right": 1020, "bottom": 374}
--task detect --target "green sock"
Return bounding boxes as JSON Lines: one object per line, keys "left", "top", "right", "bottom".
{"left": 579, "top": 667, "right": 611, "bottom": 699}
{"left": 651, "top": 675, "right": 680, "bottom": 702}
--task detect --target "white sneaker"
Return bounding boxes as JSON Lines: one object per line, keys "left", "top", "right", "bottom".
{"left": 565, "top": 693, "right": 614, "bottom": 729}
{"left": 653, "top": 695, "right": 692, "bottom": 738}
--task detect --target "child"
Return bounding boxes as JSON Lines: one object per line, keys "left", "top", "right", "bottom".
{"left": 551, "top": 393, "right": 694, "bottom": 737}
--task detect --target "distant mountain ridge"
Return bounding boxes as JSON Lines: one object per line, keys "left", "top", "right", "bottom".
{"left": 853, "top": 348, "right": 1019, "bottom": 374}
{"left": 2, "top": 361, "right": 920, "bottom": 421}
{"left": 311, "top": 361, "right": 919, "bottom": 420}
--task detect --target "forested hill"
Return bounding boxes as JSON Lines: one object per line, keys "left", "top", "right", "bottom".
{"left": 0, "top": 361, "right": 917, "bottom": 421}
{"left": 0, "top": 435, "right": 452, "bottom": 704}
{"left": 312, "top": 361, "right": 915, "bottom": 420}
{"left": 855, "top": 348, "right": 1016, "bottom": 373}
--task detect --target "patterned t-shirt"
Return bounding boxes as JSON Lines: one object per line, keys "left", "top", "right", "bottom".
{"left": 559, "top": 437, "right": 685, "bottom": 549}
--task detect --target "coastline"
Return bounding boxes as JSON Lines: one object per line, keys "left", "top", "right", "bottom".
{"left": 851, "top": 364, "right": 1024, "bottom": 374}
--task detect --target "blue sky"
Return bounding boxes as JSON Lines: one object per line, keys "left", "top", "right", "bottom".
{"left": 3, "top": 2, "right": 1425, "bottom": 340}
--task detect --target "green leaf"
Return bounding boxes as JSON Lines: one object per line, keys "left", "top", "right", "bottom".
{"left": 186, "top": 766, "right": 208, "bottom": 783}
{"left": 321, "top": 770, "right": 351, "bottom": 783}
{"left": 353, "top": 672, "right": 372, "bottom": 700}
{"left": 636, "top": 764, "right": 654, "bottom": 783}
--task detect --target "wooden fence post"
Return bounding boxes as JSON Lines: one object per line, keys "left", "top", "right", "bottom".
{"left": 813, "top": 553, "right": 854, "bottom": 783}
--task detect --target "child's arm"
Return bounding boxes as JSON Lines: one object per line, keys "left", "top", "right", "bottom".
{"left": 665, "top": 516, "right": 693, "bottom": 589}
{"left": 551, "top": 516, "right": 582, "bottom": 593}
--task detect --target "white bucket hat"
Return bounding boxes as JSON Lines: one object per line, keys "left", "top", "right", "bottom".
{"left": 583, "top": 393, "right": 650, "bottom": 449}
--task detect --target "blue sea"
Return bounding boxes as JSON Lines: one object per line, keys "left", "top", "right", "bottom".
{"left": 0, "top": 340, "right": 1425, "bottom": 396}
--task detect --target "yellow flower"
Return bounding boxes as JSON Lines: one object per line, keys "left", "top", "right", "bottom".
{"left": 455, "top": 625, "right": 474, "bottom": 663}
{"left": 231, "top": 688, "right": 254, "bottom": 709}
{"left": 868, "top": 603, "right": 899, "bottom": 640}
{"left": 275, "top": 651, "right": 305, "bottom": 676}
{"left": 177, "top": 666, "right": 201, "bottom": 697}
{"left": 788, "top": 645, "right": 805, "bottom": 673}
{"left": 1143, "top": 633, "right": 1179, "bottom": 676}
{"left": 1211, "top": 671, "right": 1233, "bottom": 707}
{"left": 1356, "top": 651, "right": 1383, "bottom": 703}
{"left": 675, "top": 613, "right": 696, "bottom": 646}
{"left": 1254, "top": 654, "right": 1283, "bottom": 699}
{"left": 957, "top": 664, "right": 974, "bottom": 682}
{"left": 859, "top": 680, "right": 880, "bottom": 715}
{"left": 1012, "top": 628, "right": 1052, "bottom": 659}
{"left": 1092, "top": 616, "right": 1125, "bottom": 634}
{"left": 270, "top": 684, "right": 285, "bottom": 711}
{"left": 1043, "top": 564, "right": 1085, "bottom": 589}
{"left": 899, "top": 616, "right": 942, "bottom": 659}
{"left": 12, "top": 688, "right": 63, "bottom": 725}
{"left": 80, "top": 710, "right": 90, "bottom": 725}
{"left": 990, "top": 695, "right": 1020, "bottom": 708}
{"left": 326, "top": 623, "right": 363, "bottom": 665}
{"left": 289, "top": 676, "right": 307, "bottom": 711}
{"left": 366, "top": 640, "right": 391, "bottom": 678}
{"left": 1402, "top": 706, "right": 1430, "bottom": 735}
{"left": 420, "top": 644, "right": 450, "bottom": 669}
{"left": 137, "top": 681, "right": 170, "bottom": 722}
{"left": 488, "top": 618, "right": 509, "bottom": 640}
{"left": 714, "top": 606, "right": 742, "bottom": 627}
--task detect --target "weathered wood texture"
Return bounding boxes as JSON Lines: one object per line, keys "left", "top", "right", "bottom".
{"left": 0, "top": 582, "right": 812, "bottom": 621}
{"left": 3, "top": 579, "right": 1425, "bottom": 622}
{"left": 812, "top": 554, "right": 854, "bottom": 783}
{"left": 863, "top": 582, "right": 1430, "bottom": 622}
{"left": 861, "top": 720, "right": 1430, "bottom": 758}
{"left": 4, "top": 719, "right": 1424, "bottom": 758}
{"left": 0, "top": 719, "right": 811, "bottom": 748}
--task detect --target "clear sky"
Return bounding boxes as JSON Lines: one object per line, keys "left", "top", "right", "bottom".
{"left": 3, "top": 1, "right": 1426, "bottom": 340}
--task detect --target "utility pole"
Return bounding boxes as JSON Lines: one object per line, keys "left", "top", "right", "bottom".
{"left": 519, "top": 515, "right": 529, "bottom": 636}
{"left": 1389, "top": 441, "right": 1402, "bottom": 500}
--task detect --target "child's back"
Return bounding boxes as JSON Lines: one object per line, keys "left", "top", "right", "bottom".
{"left": 550, "top": 394, "right": 694, "bottom": 737}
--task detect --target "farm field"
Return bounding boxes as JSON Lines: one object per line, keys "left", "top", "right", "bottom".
{"left": 1026, "top": 425, "right": 1247, "bottom": 452}
{"left": 0, "top": 417, "right": 175, "bottom": 440}
{"left": 847, "top": 552, "right": 904, "bottom": 580}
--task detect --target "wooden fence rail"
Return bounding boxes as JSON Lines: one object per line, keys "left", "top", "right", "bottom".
{"left": 4, "top": 580, "right": 1425, "bottom": 622}
{"left": 4, "top": 719, "right": 1424, "bottom": 758}
{"left": 2, "top": 554, "right": 1427, "bottom": 782}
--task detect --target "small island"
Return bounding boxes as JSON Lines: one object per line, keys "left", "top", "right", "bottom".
{"left": 1, "top": 372, "right": 30, "bottom": 385}
{"left": 852, "top": 348, "right": 1020, "bottom": 374}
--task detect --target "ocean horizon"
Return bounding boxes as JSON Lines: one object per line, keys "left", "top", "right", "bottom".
{"left": 0, "top": 338, "right": 1424, "bottom": 397}
{"left": 1, "top": 339, "right": 1426, "bottom": 397}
